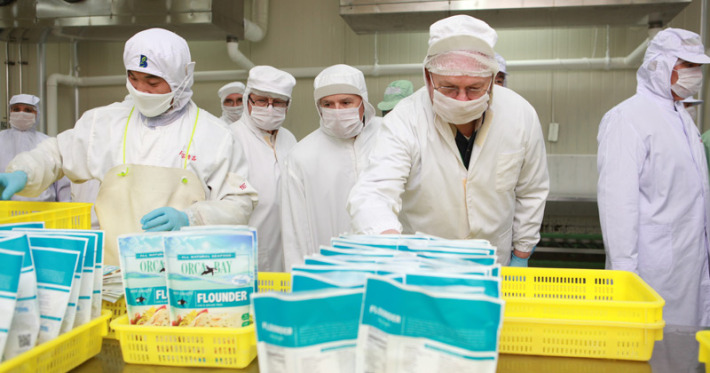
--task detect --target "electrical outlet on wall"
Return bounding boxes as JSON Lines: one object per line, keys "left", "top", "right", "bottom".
{"left": 548, "top": 122, "right": 559, "bottom": 142}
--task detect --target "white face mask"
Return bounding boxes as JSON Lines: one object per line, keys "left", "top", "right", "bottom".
{"left": 222, "top": 105, "right": 244, "bottom": 123}
{"left": 431, "top": 89, "right": 489, "bottom": 125}
{"left": 9, "top": 112, "right": 36, "bottom": 131}
{"left": 319, "top": 105, "right": 364, "bottom": 139}
{"left": 126, "top": 81, "right": 174, "bottom": 117}
{"left": 250, "top": 105, "right": 287, "bottom": 131}
{"left": 672, "top": 66, "right": 703, "bottom": 99}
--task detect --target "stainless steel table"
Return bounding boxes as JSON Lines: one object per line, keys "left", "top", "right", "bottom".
{"left": 72, "top": 325, "right": 705, "bottom": 373}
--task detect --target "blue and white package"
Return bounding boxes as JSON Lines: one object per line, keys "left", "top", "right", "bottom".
{"left": 117, "top": 234, "right": 169, "bottom": 326}
{"left": 253, "top": 288, "right": 363, "bottom": 373}
{"left": 0, "top": 222, "right": 44, "bottom": 230}
{"left": 356, "top": 276, "right": 504, "bottom": 373}
{"left": 0, "top": 243, "right": 25, "bottom": 362}
{"left": 92, "top": 231, "right": 104, "bottom": 319}
{"left": 163, "top": 231, "right": 256, "bottom": 327}
{"left": 16, "top": 228, "right": 98, "bottom": 327}
{"left": 292, "top": 272, "right": 370, "bottom": 292}
{"left": 29, "top": 246, "right": 80, "bottom": 344}
{"left": 181, "top": 226, "right": 259, "bottom": 292}
{"left": 27, "top": 235, "right": 88, "bottom": 334}
{"left": 403, "top": 273, "right": 501, "bottom": 298}
{"left": 0, "top": 233, "right": 40, "bottom": 360}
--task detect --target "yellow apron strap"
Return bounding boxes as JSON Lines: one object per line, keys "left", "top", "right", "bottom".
{"left": 183, "top": 108, "right": 200, "bottom": 169}
{"left": 122, "top": 106, "right": 200, "bottom": 171}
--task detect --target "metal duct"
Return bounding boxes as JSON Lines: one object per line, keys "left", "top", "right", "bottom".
{"left": 0, "top": 0, "right": 245, "bottom": 42}
{"left": 340, "top": 0, "right": 692, "bottom": 34}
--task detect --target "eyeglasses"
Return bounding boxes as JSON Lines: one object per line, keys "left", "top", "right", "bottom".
{"left": 433, "top": 85, "right": 490, "bottom": 100}
{"left": 249, "top": 95, "right": 289, "bottom": 108}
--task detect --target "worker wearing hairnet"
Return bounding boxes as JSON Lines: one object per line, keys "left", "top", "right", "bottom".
{"left": 218, "top": 81, "right": 246, "bottom": 124}
{"left": 281, "top": 64, "right": 383, "bottom": 269}
{"left": 0, "top": 28, "right": 257, "bottom": 266}
{"left": 347, "top": 15, "right": 549, "bottom": 266}
{"left": 597, "top": 28, "right": 710, "bottom": 326}
{"left": 377, "top": 80, "right": 414, "bottom": 116}
{"left": 0, "top": 94, "right": 70, "bottom": 202}
{"left": 231, "top": 65, "right": 297, "bottom": 272}
{"left": 494, "top": 53, "right": 508, "bottom": 87}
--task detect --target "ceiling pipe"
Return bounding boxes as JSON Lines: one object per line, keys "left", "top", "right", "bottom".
{"left": 226, "top": 0, "right": 269, "bottom": 70}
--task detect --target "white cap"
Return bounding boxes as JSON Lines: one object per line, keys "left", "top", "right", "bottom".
{"left": 9, "top": 94, "right": 40, "bottom": 108}
{"left": 218, "top": 82, "right": 246, "bottom": 101}
{"left": 495, "top": 53, "right": 507, "bottom": 75}
{"left": 647, "top": 28, "right": 710, "bottom": 64}
{"left": 246, "top": 66, "right": 297, "bottom": 99}
{"left": 427, "top": 15, "right": 497, "bottom": 58}
{"left": 425, "top": 15, "right": 499, "bottom": 77}
{"left": 123, "top": 28, "right": 195, "bottom": 112}
{"left": 313, "top": 64, "right": 375, "bottom": 121}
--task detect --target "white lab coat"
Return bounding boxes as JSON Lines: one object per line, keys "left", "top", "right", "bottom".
{"left": 0, "top": 127, "right": 71, "bottom": 202}
{"left": 7, "top": 100, "right": 257, "bottom": 227}
{"left": 231, "top": 114, "right": 297, "bottom": 272}
{"left": 281, "top": 116, "right": 383, "bottom": 269}
{"left": 597, "top": 54, "right": 710, "bottom": 326}
{"left": 347, "top": 85, "right": 549, "bottom": 264}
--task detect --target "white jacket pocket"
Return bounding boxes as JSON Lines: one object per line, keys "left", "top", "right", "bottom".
{"left": 496, "top": 149, "right": 524, "bottom": 192}
{"left": 637, "top": 223, "right": 673, "bottom": 273}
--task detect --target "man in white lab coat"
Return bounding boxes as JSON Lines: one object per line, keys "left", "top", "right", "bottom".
{"left": 597, "top": 28, "right": 710, "bottom": 326}
{"left": 281, "top": 64, "right": 383, "bottom": 269}
{"left": 231, "top": 66, "right": 297, "bottom": 272}
{"left": 347, "top": 15, "right": 549, "bottom": 266}
{"left": 0, "top": 28, "right": 257, "bottom": 265}
{"left": 0, "top": 94, "right": 70, "bottom": 202}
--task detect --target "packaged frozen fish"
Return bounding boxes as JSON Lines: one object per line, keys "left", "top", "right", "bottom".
{"left": 0, "top": 240, "right": 25, "bottom": 361}
{"left": 117, "top": 233, "right": 169, "bottom": 326}
{"left": 163, "top": 230, "right": 256, "bottom": 327}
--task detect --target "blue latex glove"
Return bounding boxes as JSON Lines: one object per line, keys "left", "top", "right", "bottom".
{"left": 140, "top": 207, "right": 189, "bottom": 232}
{"left": 509, "top": 252, "right": 530, "bottom": 267}
{"left": 0, "top": 171, "right": 28, "bottom": 200}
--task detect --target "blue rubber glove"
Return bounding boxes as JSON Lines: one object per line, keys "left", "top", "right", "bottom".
{"left": 140, "top": 207, "right": 189, "bottom": 232}
{"left": 509, "top": 252, "right": 530, "bottom": 267}
{"left": 0, "top": 171, "right": 28, "bottom": 200}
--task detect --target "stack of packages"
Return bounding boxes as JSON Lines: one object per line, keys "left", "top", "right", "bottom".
{"left": 116, "top": 226, "right": 257, "bottom": 328}
{"left": 0, "top": 222, "right": 104, "bottom": 362}
{"left": 253, "top": 234, "right": 504, "bottom": 373}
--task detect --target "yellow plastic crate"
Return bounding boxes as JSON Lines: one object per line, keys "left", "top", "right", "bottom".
{"left": 500, "top": 267, "right": 665, "bottom": 361}
{"left": 0, "top": 201, "right": 92, "bottom": 229}
{"left": 697, "top": 330, "right": 710, "bottom": 372}
{"left": 110, "top": 272, "right": 290, "bottom": 369}
{"left": 102, "top": 297, "right": 127, "bottom": 339}
{"left": 0, "top": 310, "right": 111, "bottom": 373}
{"left": 501, "top": 267, "right": 665, "bottom": 323}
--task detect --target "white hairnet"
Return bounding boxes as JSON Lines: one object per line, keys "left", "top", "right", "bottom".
{"left": 637, "top": 28, "right": 710, "bottom": 100}
{"left": 424, "top": 15, "right": 499, "bottom": 77}
{"left": 495, "top": 53, "right": 507, "bottom": 75}
{"left": 245, "top": 66, "right": 296, "bottom": 100}
{"left": 313, "top": 64, "right": 376, "bottom": 122}
{"left": 9, "top": 94, "right": 40, "bottom": 127}
{"left": 123, "top": 28, "right": 194, "bottom": 113}
{"left": 218, "top": 82, "right": 246, "bottom": 101}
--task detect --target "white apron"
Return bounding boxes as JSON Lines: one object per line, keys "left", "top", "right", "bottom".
{"left": 95, "top": 107, "right": 205, "bottom": 266}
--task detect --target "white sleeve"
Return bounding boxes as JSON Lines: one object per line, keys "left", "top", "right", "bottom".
{"left": 512, "top": 112, "right": 550, "bottom": 253}
{"left": 185, "top": 133, "right": 258, "bottom": 226}
{"left": 347, "top": 115, "right": 412, "bottom": 234}
{"left": 6, "top": 137, "right": 65, "bottom": 198}
{"left": 597, "top": 109, "right": 645, "bottom": 273}
{"left": 280, "top": 156, "right": 315, "bottom": 270}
